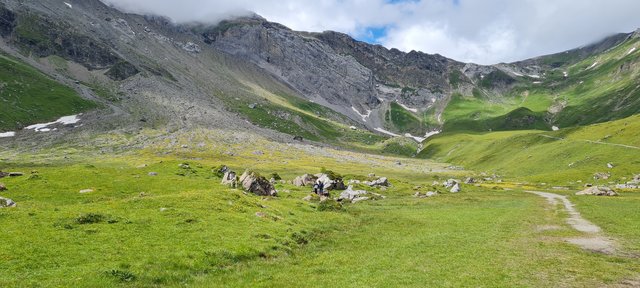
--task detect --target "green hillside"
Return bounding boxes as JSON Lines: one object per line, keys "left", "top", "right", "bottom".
{"left": 0, "top": 54, "right": 95, "bottom": 131}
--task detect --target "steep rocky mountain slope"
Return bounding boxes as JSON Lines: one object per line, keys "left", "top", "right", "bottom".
{"left": 0, "top": 0, "right": 638, "bottom": 150}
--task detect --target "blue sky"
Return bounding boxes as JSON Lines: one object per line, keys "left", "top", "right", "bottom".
{"left": 104, "top": 0, "right": 640, "bottom": 64}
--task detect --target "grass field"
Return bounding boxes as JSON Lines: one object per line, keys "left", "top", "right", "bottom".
{"left": 1, "top": 134, "right": 639, "bottom": 287}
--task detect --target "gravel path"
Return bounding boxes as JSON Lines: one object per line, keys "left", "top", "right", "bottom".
{"left": 526, "top": 190, "right": 617, "bottom": 254}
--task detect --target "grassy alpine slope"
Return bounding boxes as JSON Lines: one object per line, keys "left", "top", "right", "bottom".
{"left": 1, "top": 130, "right": 639, "bottom": 287}
{"left": 419, "top": 113, "right": 640, "bottom": 183}
{"left": 0, "top": 54, "right": 96, "bottom": 131}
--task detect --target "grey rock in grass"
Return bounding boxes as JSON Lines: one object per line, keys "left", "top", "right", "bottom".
{"left": 148, "top": 172, "right": 158, "bottom": 176}
{"left": 79, "top": 189, "right": 94, "bottom": 194}
{"left": 450, "top": 183, "right": 461, "bottom": 193}
{"left": 293, "top": 174, "right": 318, "bottom": 187}
{"left": 576, "top": 186, "right": 618, "bottom": 196}
{"left": 0, "top": 196, "right": 16, "bottom": 208}
{"left": 338, "top": 186, "right": 368, "bottom": 202}
{"left": 0, "top": 183, "right": 6, "bottom": 191}
{"left": 593, "top": 172, "right": 610, "bottom": 180}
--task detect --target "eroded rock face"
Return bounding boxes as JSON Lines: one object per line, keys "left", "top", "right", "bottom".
{"left": 576, "top": 186, "right": 618, "bottom": 196}
{"left": 239, "top": 170, "right": 277, "bottom": 196}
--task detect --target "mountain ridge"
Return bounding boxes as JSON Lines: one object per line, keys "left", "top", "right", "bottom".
{"left": 0, "top": 0, "right": 638, "bottom": 155}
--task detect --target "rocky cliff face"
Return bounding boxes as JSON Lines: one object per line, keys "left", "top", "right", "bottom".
{"left": 0, "top": 0, "right": 637, "bottom": 145}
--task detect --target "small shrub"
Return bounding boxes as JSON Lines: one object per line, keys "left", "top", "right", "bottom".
{"left": 75, "top": 213, "right": 105, "bottom": 224}
{"left": 270, "top": 172, "right": 282, "bottom": 181}
{"left": 317, "top": 199, "right": 344, "bottom": 212}
{"left": 213, "top": 165, "right": 229, "bottom": 178}
{"left": 320, "top": 167, "right": 342, "bottom": 180}
{"left": 106, "top": 269, "right": 136, "bottom": 282}
{"left": 290, "top": 231, "right": 310, "bottom": 245}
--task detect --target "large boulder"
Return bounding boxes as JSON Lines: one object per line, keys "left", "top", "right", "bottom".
{"left": 221, "top": 171, "right": 237, "bottom": 187}
{"left": 576, "top": 186, "right": 618, "bottom": 196}
{"left": 292, "top": 174, "right": 317, "bottom": 187}
{"left": 239, "top": 170, "right": 277, "bottom": 196}
{"left": 315, "top": 174, "right": 346, "bottom": 190}
{"left": 0, "top": 196, "right": 16, "bottom": 208}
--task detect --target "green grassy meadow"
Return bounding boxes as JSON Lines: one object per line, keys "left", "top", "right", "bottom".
{"left": 1, "top": 134, "right": 639, "bottom": 287}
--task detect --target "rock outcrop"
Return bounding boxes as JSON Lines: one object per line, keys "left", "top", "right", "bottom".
{"left": 365, "top": 177, "right": 389, "bottom": 187}
{"left": 239, "top": 170, "right": 277, "bottom": 196}
{"left": 338, "top": 185, "right": 385, "bottom": 203}
{"left": 315, "top": 174, "right": 346, "bottom": 190}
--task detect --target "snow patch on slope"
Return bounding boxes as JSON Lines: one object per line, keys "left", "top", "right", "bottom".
{"left": 25, "top": 114, "right": 81, "bottom": 132}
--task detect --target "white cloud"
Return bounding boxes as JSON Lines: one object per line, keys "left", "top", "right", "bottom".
{"left": 101, "top": 0, "right": 640, "bottom": 64}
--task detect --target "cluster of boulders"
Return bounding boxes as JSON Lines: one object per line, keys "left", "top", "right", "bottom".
{"left": 295, "top": 173, "right": 389, "bottom": 204}
{"left": 413, "top": 191, "right": 437, "bottom": 198}
{"left": 443, "top": 179, "right": 462, "bottom": 193}
{"left": 615, "top": 174, "right": 640, "bottom": 190}
{"left": 0, "top": 172, "right": 18, "bottom": 208}
{"left": 338, "top": 186, "right": 386, "bottom": 203}
{"left": 292, "top": 173, "right": 346, "bottom": 190}
{"left": 576, "top": 186, "right": 618, "bottom": 196}
{"left": 219, "top": 167, "right": 277, "bottom": 196}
